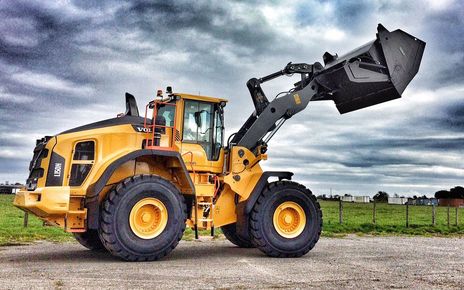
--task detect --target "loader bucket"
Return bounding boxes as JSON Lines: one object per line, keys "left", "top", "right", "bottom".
{"left": 315, "top": 24, "right": 425, "bottom": 114}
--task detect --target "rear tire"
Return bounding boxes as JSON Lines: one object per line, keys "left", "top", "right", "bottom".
{"left": 99, "top": 174, "right": 186, "bottom": 261}
{"left": 221, "top": 223, "right": 254, "bottom": 248}
{"left": 249, "top": 181, "right": 322, "bottom": 257}
{"left": 73, "top": 229, "right": 105, "bottom": 251}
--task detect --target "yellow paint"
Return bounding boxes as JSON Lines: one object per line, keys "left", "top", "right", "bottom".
{"left": 15, "top": 121, "right": 191, "bottom": 232}
{"left": 180, "top": 143, "right": 224, "bottom": 173}
{"left": 14, "top": 187, "right": 70, "bottom": 217}
{"left": 293, "top": 93, "right": 301, "bottom": 105}
{"left": 129, "top": 198, "right": 168, "bottom": 239}
{"left": 213, "top": 185, "right": 237, "bottom": 227}
{"left": 15, "top": 91, "right": 272, "bottom": 237}
{"left": 195, "top": 183, "right": 215, "bottom": 196}
{"left": 223, "top": 146, "right": 263, "bottom": 202}
{"left": 176, "top": 93, "right": 228, "bottom": 104}
{"left": 272, "top": 201, "right": 306, "bottom": 238}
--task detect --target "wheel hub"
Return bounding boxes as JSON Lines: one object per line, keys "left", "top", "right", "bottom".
{"left": 129, "top": 197, "right": 168, "bottom": 239}
{"left": 273, "top": 201, "right": 306, "bottom": 238}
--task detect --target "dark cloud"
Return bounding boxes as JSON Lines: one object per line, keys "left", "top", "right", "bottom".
{"left": 0, "top": 157, "right": 28, "bottom": 173}
{"left": 326, "top": 0, "right": 378, "bottom": 30}
{"left": 0, "top": 3, "right": 84, "bottom": 66}
{"left": 0, "top": 0, "right": 463, "bottom": 194}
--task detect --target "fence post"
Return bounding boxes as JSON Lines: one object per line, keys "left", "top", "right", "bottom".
{"left": 372, "top": 200, "right": 376, "bottom": 225}
{"left": 406, "top": 203, "right": 409, "bottom": 228}
{"left": 339, "top": 198, "right": 343, "bottom": 224}
{"left": 456, "top": 207, "right": 459, "bottom": 226}
{"left": 432, "top": 205, "right": 436, "bottom": 226}
{"left": 447, "top": 203, "right": 450, "bottom": 227}
{"left": 23, "top": 212, "right": 28, "bottom": 227}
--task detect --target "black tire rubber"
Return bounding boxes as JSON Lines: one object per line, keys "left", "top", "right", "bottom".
{"left": 221, "top": 223, "right": 254, "bottom": 248}
{"left": 73, "top": 229, "right": 105, "bottom": 251}
{"left": 249, "top": 181, "right": 322, "bottom": 257}
{"left": 99, "top": 174, "right": 187, "bottom": 261}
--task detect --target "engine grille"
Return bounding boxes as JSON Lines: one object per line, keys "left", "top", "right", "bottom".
{"left": 26, "top": 136, "right": 51, "bottom": 190}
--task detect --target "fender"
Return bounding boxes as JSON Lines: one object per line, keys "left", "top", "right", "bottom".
{"left": 235, "top": 171, "right": 293, "bottom": 240}
{"left": 86, "top": 149, "right": 195, "bottom": 229}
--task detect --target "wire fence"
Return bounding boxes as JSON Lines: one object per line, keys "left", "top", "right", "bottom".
{"left": 321, "top": 199, "right": 463, "bottom": 228}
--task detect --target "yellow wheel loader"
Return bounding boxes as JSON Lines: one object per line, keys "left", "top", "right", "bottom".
{"left": 14, "top": 25, "right": 425, "bottom": 261}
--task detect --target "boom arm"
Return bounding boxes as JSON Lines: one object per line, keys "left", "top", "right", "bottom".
{"left": 230, "top": 24, "right": 425, "bottom": 153}
{"left": 231, "top": 64, "right": 323, "bottom": 151}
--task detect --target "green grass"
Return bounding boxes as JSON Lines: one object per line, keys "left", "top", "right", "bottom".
{"left": 0, "top": 195, "right": 218, "bottom": 246}
{"left": 0, "top": 195, "right": 73, "bottom": 245}
{"left": 320, "top": 200, "right": 464, "bottom": 236}
{"left": 1, "top": 195, "right": 463, "bottom": 246}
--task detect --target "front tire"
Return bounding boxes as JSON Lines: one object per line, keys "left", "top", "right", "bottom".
{"left": 249, "top": 181, "right": 322, "bottom": 257}
{"left": 221, "top": 223, "right": 254, "bottom": 248}
{"left": 99, "top": 174, "right": 186, "bottom": 261}
{"left": 73, "top": 229, "right": 105, "bottom": 251}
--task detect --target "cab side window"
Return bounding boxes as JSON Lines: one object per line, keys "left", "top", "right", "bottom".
{"left": 157, "top": 104, "right": 175, "bottom": 127}
{"left": 69, "top": 141, "right": 94, "bottom": 186}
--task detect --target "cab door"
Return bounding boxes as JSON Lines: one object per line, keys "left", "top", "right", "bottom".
{"left": 180, "top": 99, "right": 224, "bottom": 173}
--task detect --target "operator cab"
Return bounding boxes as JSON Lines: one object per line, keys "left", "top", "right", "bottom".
{"left": 140, "top": 88, "right": 227, "bottom": 171}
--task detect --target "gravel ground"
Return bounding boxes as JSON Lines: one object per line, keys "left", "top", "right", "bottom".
{"left": 0, "top": 236, "right": 463, "bottom": 289}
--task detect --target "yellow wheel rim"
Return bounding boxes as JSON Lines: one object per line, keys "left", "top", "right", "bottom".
{"left": 129, "top": 197, "right": 168, "bottom": 239}
{"left": 273, "top": 201, "right": 306, "bottom": 238}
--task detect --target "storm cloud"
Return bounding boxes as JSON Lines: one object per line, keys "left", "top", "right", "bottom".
{"left": 0, "top": 0, "right": 463, "bottom": 196}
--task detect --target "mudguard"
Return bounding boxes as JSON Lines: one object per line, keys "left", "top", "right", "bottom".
{"left": 235, "top": 171, "right": 293, "bottom": 240}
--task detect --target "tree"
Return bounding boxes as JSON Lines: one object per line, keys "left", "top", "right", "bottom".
{"left": 435, "top": 190, "right": 450, "bottom": 199}
{"left": 435, "top": 187, "right": 464, "bottom": 199}
{"left": 450, "top": 186, "right": 464, "bottom": 199}
{"left": 373, "top": 191, "right": 389, "bottom": 202}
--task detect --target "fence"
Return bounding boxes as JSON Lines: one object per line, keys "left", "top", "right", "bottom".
{"left": 321, "top": 199, "right": 462, "bottom": 228}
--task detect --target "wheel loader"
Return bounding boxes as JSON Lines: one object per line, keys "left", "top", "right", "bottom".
{"left": 14, "top": 24, "right": 425, "bottom": 261}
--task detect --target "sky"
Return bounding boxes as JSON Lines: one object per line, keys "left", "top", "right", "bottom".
{"left": 0, "top": 0, "right": 463, "bottom": 197}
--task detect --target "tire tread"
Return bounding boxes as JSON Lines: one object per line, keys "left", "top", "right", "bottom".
{"left": 99, "top": 174, "right": 187, "bottom": 261}
{"left": 249, "top": 181, "right": 322, "bottom": 258}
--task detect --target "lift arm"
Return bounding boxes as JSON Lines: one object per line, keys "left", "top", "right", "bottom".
{"left": 230, "top": 24, "right": 426, "bottom": 153}
{"left": 230, "top": 62, "right": 322, "bottom": 150}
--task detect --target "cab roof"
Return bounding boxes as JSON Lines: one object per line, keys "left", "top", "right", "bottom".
{"left": 175, "top": 93, "right": 228, "bottom": 103}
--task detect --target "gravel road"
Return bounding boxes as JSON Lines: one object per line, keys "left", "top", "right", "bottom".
{"left": 0, "top": 236, "right": 463, "bottom": 289}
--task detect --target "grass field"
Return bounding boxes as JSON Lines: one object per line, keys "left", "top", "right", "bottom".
{"left": 0, "top": 195, "right": 72, "bottom": 245}
{"left": 320, "top": 200, "right": 464, "bottom": 236}
{"left": 1, "top": 195, "right": 463, "bottom": 245}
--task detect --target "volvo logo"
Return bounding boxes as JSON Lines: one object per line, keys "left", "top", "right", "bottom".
{"left": 132, "top": 125, "right": 152, "bottom": 133}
